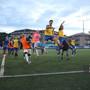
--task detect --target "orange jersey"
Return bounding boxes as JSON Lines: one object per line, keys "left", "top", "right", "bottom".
{"left": 9, "top": 41, "right": 14, "bottom": 48}
{"left": 21, "top": 37, "right": 31, "bottom": 49}
{"left": 8, "top": 42, "right": 10, "bottom": 48}
{"left": 2, "top": 41, "right": 4, "bottom": 47}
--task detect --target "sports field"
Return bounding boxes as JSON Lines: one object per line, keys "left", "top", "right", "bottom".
{"left": 0, "top": 49, "right": 90, "bottom": 90}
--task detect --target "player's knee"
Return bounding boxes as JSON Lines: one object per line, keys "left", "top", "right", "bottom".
{"left": 44, "top": 41, "right": 47, "bottom": 44}
{"left": 28, "top": 54, "right": 31, "bottom": 56}
{"left": 53, "top": 38, "right": 56, "bottom": 41}
{"left": 24, "top": 52, "right": 28, "bottom": 54}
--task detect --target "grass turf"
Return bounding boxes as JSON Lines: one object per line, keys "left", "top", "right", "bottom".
{"left": 4, "top": 49, "right": 90, "bottom": 75}
{"left": 0, "top": 50, "right": 3, "bottom": 67}
{"left": 0, "top": 73, "right": 90, "bottom": 90}
{"left": 0, "top": 49, "right": 90, "bottom": 90}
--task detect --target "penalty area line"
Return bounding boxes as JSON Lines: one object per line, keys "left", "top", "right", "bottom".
{"left": 0, "top": 55, "right": 6, "bottom": 77}
{"left": 0, "top": 70, "right": 84, "bottom": 78}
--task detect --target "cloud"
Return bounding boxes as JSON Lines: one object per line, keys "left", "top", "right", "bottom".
{"left": 0, "top": 0, "right": 90, "bottom": 36}
{"left": 0, "top": 26, "right": 15, "bottom": 33}
{"left": 53, "top": 7, "right": 90, "bottom": 33}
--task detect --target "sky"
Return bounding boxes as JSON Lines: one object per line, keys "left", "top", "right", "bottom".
{"left": 0, "top": 0, "right": 90, "bottom": 36}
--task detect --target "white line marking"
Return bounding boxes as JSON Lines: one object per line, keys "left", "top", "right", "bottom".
{"left": 0, "top": 70, "right": 83, "bottom": 78}
{"left": 0, "top": 55, "right": 5, "bottom": 77}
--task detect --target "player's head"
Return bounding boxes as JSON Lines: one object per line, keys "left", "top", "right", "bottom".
{"left": 54, "top": 35, "right": 58, "bottom": 39}
{"left": 40, "top": 39, "right": 42, "bottom": 42}
{"left": 21, "top": 34, "right": 25, "bottom": 38}
{"left": 36, "top": 30, "right": 39, "bottom": 34}
{"left": 49, "top": 20, "right": 53, "bottom": 26}
{"left": 12, "top": 38, "right": 14, "bottom": 41}
{"left": 5, "top": 36, "right": 8, "bottom": 39}
{"left": 64, "top": 35, "right": 67, "bottom": 39}
{"left": 60, "top": 25, "right": 64, "bottom": 30}
{"left": 31, "top": 32, "right": 34, "bottom": 35}
{"left": 72, "top": 36, "right": 75, "bottom": 39}
{"left": 15, "top": 36, "right": 17, "bottom": 39}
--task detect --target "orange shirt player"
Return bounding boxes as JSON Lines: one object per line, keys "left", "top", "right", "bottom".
{"left": 21, "top": 34, "right": 31, "bottom": 64}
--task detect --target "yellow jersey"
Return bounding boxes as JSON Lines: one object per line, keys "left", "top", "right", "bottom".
{"left": 45, "top": 25, "right": 54, "bottom": 36}
{"left": 71, "top": 39, "right": 75, "bottom": 45}
{"left": 14, "top": 39, "right": 19, "bottom": 48}
{"left": 55, "top": 40, "right": 60, "bottom": 46}
{"left": 58, "top": 29, "right": 64, "bottom": 37}
{"left": 32, "top": 37, "right": 34, "bottom": 43}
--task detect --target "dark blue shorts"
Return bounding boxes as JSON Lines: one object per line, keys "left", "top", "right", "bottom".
{"left": 63, "top": 49, "right": 68, "bottom": 52}
{"left": 10, "top": 48, "right": 14, "bottom": 52}
{"left": 71, "top": 45, "right": 75, "bottom": 49}
{"left": 40, "top": 48, "right": 43, "bottom": 50}
{"left": 8, "top": 48, "right": 10, "bottom": 50}
{"left": 3, "top": 46, "right": 8, "bottom": 50}
{"left": 59, "top": 37, "right": 67, "bottom": 43}
{"left": 14, "top": 48, "right": 19, "bottom": 51}
{"left": 56, "top": 46, "right": 59, "bottom": 51}
{"left": 44, "top": 35, "right": 54, "bottom": 41}
{"left": 32, "top": 43, "right": 34, "bottom": 48}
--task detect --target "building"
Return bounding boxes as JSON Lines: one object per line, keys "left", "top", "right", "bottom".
{"left": 10, "top": 30, "right": 90, "bottom": 46}
{"left": 68, "top": 33, "right": 90, "bottom": 46}
{"left": 10, "top": 29, "right": 44, "bottom": 40}
{"left": 10, "top": 29, "right": 57, "bottom": 44}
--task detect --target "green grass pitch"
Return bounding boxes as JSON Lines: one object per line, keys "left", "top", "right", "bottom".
{"left": 0, "top": 49, "right": 90, "bottom": 90}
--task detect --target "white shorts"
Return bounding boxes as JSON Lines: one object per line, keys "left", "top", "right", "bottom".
{"left": 23, "top": 49, "right": 32, "bottom": 54}
{"left": 34, "top": 41, "right": 40, "bottom": 48}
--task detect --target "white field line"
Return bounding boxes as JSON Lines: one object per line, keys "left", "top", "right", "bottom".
{"left": 0, "top": 55, "right": 5, "bottom": 77}
{"left": 0, "top": 70, "right": 83, "bottom": 78}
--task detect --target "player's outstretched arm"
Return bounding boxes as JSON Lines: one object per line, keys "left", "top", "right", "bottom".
{"left": 60, "top": 21, "right": 65, "bottom": 28}
{"left": 66, "top": 41, "right": 70, "bottom": 48}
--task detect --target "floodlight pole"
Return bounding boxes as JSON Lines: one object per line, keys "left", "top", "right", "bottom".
{"left": 83, "top": 20, "right": 85, "bottom": 46}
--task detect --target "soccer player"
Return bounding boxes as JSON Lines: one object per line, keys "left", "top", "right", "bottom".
{"left": 58, "top": 21, "right": 70, "bottom": 48}
{"left": 13, "top": 36, "right": 20, "bottom": 58}
{"left": 2, "top": 36, "right": 9, "bottom": 57}
{"left": 8, "top": 41, "right": 11, "bottom": 55}
{"left": 33, "top": 30, "right": 41, "bottom": 59}
{"left": 21, "top": 34, "right": 31, "bottom": 64}
{"left": 9, "top": 39, "right": 14, "bottom": 56}
{"left": 39, "top": 39, "right": 48, "bottom": 55}
{"left": 55, "top": 39, "right": 60, "bottom": 57}
{"left": 71, "top": 36, "right": 77, "bottom": 56}
{"left": 31, "top": 33, "right": 35, "bottom": 54}
{"left": 44, "top": 20, "right": 58, "bottom": 47}
{"left": 61, "top": 35, "right": 70, "bottom": 60}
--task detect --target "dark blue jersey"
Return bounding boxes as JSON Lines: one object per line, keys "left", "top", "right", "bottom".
{"left": 62, "top": 39, "right": 69, "bottom": 50}
{"left": 3, "top": 39, "right": 9, "bottom": 47}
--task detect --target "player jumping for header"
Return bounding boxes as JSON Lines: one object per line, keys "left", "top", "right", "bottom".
{"left": 44, "top": 20, "right": 58, "bottom": 52}
{"left": 58, "top": 21, "right": 71, "bottom": 50}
